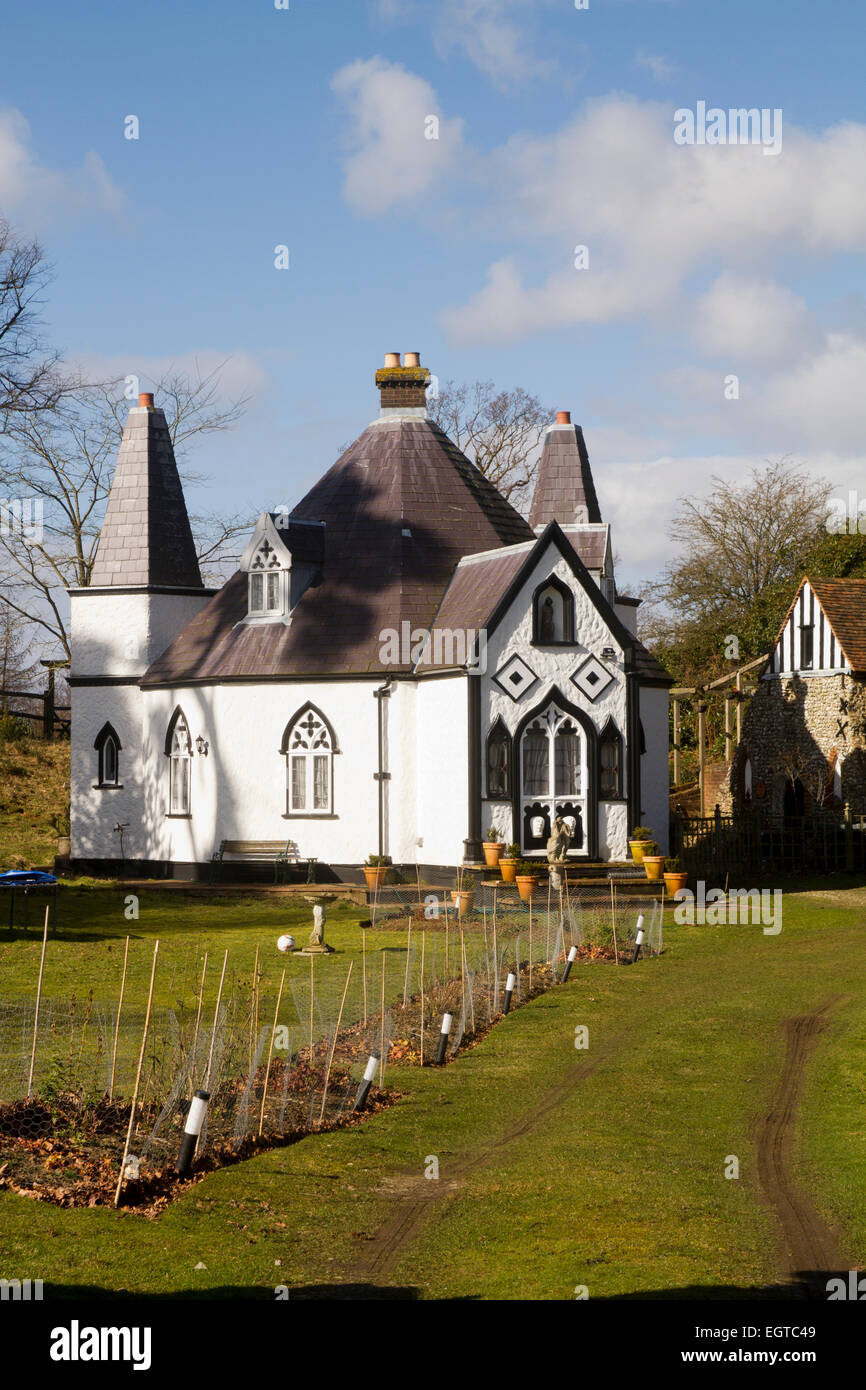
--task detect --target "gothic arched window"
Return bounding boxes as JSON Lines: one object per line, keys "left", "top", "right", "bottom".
{"left": 599, "top": 718, "right": 623, "bottom": 799}
{"left": 94, "top": 722, "right": 122, "bottom": 788}
{"left": 280, "top": 705, "right": 337, "bottom": 815}
{"left": 165, "top": 707, "right": 192, "bottom": 815}
{"left": 248, "top": 539, "right": 285, "bottom": 616}
{"left": 486, "top": 717, "right": 511, "bottom": 799}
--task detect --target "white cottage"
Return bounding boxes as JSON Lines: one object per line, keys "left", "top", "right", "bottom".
{"left": 69, "top": 355, "right": 672, "bottom": 878}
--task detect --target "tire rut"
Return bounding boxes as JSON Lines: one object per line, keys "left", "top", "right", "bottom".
{"left": 755, "top": 995, "right": 850, "bottom": 1298}
{"left": 347, "top": 1029, "right": 630, "bottom": 1283}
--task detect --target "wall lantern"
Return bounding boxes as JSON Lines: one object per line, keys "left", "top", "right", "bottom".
{"left": 602, "top": 647, "right": 616, "bottom": 661}
{"left": 195, "top": 736, "right": 209, "bottom": 756}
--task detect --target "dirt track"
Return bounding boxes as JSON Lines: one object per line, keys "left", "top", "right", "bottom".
{"left": 348, "top": 1000, "right": 851, "bottom": 1295}
{"left": 755, "top": 996, "right": 849, "bottom": 1298}
{"left": 348, "top": 1029, "right": 629, "bottom": 1282}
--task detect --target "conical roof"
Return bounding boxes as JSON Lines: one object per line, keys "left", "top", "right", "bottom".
{"left": 529, "top": 418, "right": 602, "bottom": 529}
{"left": 142, "top": 416, "right": 535, "bottom": 682}
{"left": 90, "top": 398, "right": 204, "bottom": 589}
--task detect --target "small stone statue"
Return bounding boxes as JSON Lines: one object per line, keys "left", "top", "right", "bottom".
{"left": 546, "top": 814, "right": 572, "bottom": 865}
{"left": 539, "top": 596, "right": 556, "bottom": 643}
{"left": 298, "top": 897, "right": 334, "bottom": 954}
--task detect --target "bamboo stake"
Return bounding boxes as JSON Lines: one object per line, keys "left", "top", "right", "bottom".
{"left": 114, "top": 939, "right": 159, "bottom": 1208}
{"left": 362, "top": 926, "right": 367, "bottom": 1024}
{"left": 309, "top": 955, "right": 315, "bottom": 1062}
{"left": 249, "top": 944, "right": 260, "bottom": 1077}
{"left": 492, "top": 910, "right": 498, "bottom": 1013}
{"left": 403, "top": 920, "right": 412, "bottom": 1006}
{"left": 189, "top": 950, "right": 208, "bottom": 1085}
{"left": 108, "top": 934, "right": 130, "bottom": 1102}
{"left": 379, "top": 951, "right": 386, "bottom": 1087}
{"left": 445, "top": 914, "right": 449, "bottom": 980}
{"left": 27, "top": 908, "right": 51, "bottom": 1097}
{"left": 529, "top": 899, "right": 533, "bottom": 992}
{"left": 259, "top": 968, "right": 286, "bottom": 1135}
{"left": 460, "top": 923, "right": 467, "bottom": 1024}
{"left": 318, "top": 962, "right": 353, "bottom": 1125}
{"left": 420, "top": 930, "right": 426, "bottom": 1066}
{"left": 204, "top": 949, "right": 228, "bottom": 1090}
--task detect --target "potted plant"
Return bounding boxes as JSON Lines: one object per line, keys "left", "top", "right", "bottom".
{"left": 663, "top": 857, "right": 688, "bottom": 895}
{"left": 642, "top": 842, "right": 665, "bottom": 882}
{"left": 499, "top": 842, "right": 521, "bottom": 883}
{"left": 482, "top": 826, "right": 504, "bottom": 869}
{"left": 628, "top": 826, "right": 654, "bottom": 865}
{"left": 51, "top": 806, "right": 71, "bottom": 860}
{"left": 452, "top": 873, "right": 476, "bottom": 916}
{"left": 515, "top": 860, "right": 540, "bottom": 901}
{"left": 362, "top": 854, "right": 390, "bottom": 890}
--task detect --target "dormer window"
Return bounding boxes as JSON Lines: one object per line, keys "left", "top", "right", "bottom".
{"left": 248, "top": 539, "right": 285, "bottom": 617}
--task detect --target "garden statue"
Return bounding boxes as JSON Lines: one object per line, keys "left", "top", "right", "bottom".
{"left": 546, "top": 814, "right": 572, "bottom": 865}
{"left": 539, "top": 596, "right": 556, "bottom": 643}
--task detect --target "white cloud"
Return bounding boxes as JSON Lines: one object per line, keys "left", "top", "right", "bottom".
{"left": 0, "top": 107, "right": 127, "bottom": 226}
{"left": 375, "top": 0, "right": 553, "bottom": 87}
{"left": 692, "top": 273, "right": 811, "bottom": 362}
{"left": 331, "top": 58, "right": 465, "bottom": 215}
{"left": 634, "top": 50, "right": 676, "bottom": 82}
{"left": 67, "top": 348, "right": 271, "bottom": 407}
{"left": 438, "top": 98, "right": 866, "bottom": 343}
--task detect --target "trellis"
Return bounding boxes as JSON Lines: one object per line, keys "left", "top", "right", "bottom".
{"left": 669, "top": 653, "right": 769, "bottom": 813}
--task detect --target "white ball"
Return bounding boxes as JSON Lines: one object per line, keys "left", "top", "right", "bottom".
{"left": 277, "top": 934, "right": 295, "bottom": 953}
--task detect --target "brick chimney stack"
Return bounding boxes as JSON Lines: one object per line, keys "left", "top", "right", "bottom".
{"left": 375, "top": 352, "right": 431, "bottom": 416}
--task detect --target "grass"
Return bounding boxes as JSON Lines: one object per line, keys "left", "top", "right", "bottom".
{"left": 0, "top": 877, "right": 864, "bottom": 1298}
{"left": 0, "top": 734, "right": 68, "bottom": 869}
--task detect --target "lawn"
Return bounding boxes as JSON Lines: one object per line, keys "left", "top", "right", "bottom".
{"left": 0, "top": 735, "right": 68, "bottom": 869}
{"left": 0, "top": 878, "right": 863, "bottom": 1299}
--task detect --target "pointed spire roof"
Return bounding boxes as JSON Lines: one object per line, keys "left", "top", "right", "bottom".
{"left": 529, "top": 412, "right": 602, "bottom": 530}
{"left": 90, "top": 394, "right": 204, "bottom": 588}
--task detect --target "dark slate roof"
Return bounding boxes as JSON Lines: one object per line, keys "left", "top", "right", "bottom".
{"left": 529, "top": 423, "right": 602, "bottom": 529}
{"left": 563, "top": 525, "right": 608, "bottom": 572}
{"left": 806, "top": 576, "right": 866, "bottom": 672}
{"left": 90, "top": 405, "right": 204, "bottom": 588}
{"left": 427, "top": 525, "right": 672, "bottom": 685}
{"left": 142, "top": 418, "right": 536, "bottom": 683}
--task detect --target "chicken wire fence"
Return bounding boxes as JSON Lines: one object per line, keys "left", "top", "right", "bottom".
{"left": 0, "top": 888, "right": 660, "bottom": 1207}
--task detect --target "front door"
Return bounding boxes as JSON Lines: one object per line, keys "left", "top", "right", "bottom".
{"left": 519, "top": 701, "right": 588, "bottom": 856}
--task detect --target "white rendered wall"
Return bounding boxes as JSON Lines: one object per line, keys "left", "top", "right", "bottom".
{"left": 414, "top": 676, "right": 469, "bottom": 865}
{"left": 479, "top": 544, "right": 630, "bottom": 859}
{"left": 70, "top": 590, "right": 211, "bottom": 678}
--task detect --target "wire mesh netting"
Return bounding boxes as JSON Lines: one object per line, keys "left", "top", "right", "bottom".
{"left": 0, "top": 884, "right": 661, "bottom": 1210}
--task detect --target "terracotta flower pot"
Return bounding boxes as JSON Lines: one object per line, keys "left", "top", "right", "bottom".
{"left": 500, "top": 857, "right": 519, "bottom": 883}
{"left": 629, "top": 840, "right": 648, "bottom": 865}
{"left": 664, "top": 871, "right": 688, "bottom": 895}
{"left": 643, "top": 855, "right": 665, "bottom": 882}
{"left": 516, "top": 875, "right": 539, "bottom": 901}
{"left": 363, "top": 866, "right": 386, "bottom": 890}
{"left": 451, "top": 890, "right": 475, "bottom": 917}
{"left": 482, "top": 842, "right": 503, "bottom": 868}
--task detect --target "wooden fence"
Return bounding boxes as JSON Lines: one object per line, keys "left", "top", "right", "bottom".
{"left": 0, "top": 687, "right": 70, "bottom": 739}
{"left": 671, "top": 803, "right": 866, "bottom": 877}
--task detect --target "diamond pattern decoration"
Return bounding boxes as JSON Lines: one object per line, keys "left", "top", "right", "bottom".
{"left": 571, "top": 655, "right": 614, "bottom": 702}
{"left": 494, "top": 654, "right": 539, "bottom": 701}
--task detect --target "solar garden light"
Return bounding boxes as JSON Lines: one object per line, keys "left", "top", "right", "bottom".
{"left": 435, "top": 1011, "right": 454, "bottom": 1065}
{"left": 561, "top": 945, "right": 579, "bottom": 983}
{"left": 352, "top": 1051, "right": 380, "bottom": 1113}
{"left": 503, "top": 972, "right": 517, "bottom": 1014}
{"left": 176, "top": 1089, "right": 210, "bottom": 1178}
{"left": 631, "top": 915, "right": 646, "bottom": 965}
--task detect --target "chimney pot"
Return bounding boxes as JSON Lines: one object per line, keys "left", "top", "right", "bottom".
{"left": 403, "top": 351, "right": 421, "bottom": 367}
{"left": 383, "top": 352, "right": 401, "bottom": 368}
{"left": 139, "top": 392, "right": 155, "bottom": 410}
{"left": 556, "top": 411, "right": 571, "bottom": 425}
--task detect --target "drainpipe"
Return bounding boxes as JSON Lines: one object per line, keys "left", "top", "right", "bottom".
{"left": 373, "top": 680, "right": 393, "bottom": 859}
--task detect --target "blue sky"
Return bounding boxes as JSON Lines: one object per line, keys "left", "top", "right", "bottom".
{"left": 2, "top": 0, "right": 865, "bottom": 590}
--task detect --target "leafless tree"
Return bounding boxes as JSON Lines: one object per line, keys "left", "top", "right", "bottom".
{"left": 427, "top": 379, "right": 552, "bottom": 512}
{"left": 0, "top": 364, "right": 253, "bottom": 660}
{"left": 0, "top": 218, "right": 66, "bottom": 420}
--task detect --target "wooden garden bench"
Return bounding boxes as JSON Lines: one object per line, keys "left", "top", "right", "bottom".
{"left": 209, "top": 839, "right": 317, "bottom": 884}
